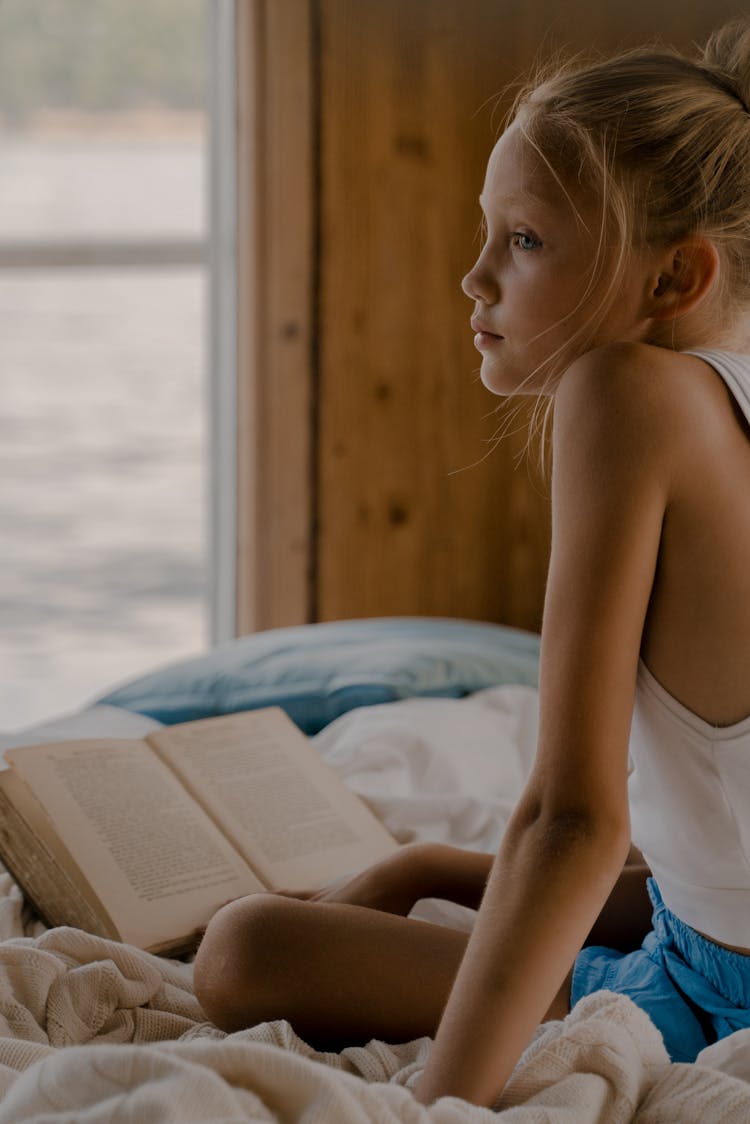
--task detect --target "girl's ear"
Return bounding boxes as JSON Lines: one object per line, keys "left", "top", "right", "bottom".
{"left": 647, "top": 238, "right": 720, "bottom": 321}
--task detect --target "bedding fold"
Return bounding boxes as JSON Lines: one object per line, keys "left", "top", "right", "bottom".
{"left": 0, "top": 911, "right": 745, "bottom": 1124}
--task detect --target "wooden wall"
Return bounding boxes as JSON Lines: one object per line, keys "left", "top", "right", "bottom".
{"left": 235, "top": 0, "right": 744, "bottom": 636}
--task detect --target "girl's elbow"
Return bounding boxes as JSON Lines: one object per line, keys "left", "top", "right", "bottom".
{"left": 512, "top": 796, "right": 630, "bottom": 864}
{"left": 541, "top": 806, "right": 631, "bottom": 869}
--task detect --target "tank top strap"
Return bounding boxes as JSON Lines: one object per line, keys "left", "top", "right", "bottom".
{"left": 683, "top": 348, "right": 750, "bottom": 430}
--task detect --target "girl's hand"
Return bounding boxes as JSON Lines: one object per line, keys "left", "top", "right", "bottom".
{"left": 275, "top": 842, "right": 437, "bottom": 916}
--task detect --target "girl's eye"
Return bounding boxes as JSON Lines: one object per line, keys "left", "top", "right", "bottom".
{"left": 511, "top": 232, "right": 541, "bottom": 251}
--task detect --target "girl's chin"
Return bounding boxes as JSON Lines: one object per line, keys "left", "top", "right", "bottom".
{"left": 480, "top": 359, "right": 523, "bottom": 397}
{"left": 480, "top": 356, "right": 552, "bottom": 398}
{"left": 480, "top": 380, "right": 514, "bottom": 398}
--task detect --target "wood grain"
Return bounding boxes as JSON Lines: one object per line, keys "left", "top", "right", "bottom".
{"left": 235, "top": 0, "right": 315, "bottom": 633}
{"left": 315, "top": 0, "right": 742, "bottom": 631}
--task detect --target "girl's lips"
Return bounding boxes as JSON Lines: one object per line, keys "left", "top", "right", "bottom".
{"left": 473, "top": 330, "right": 504, "bottom": 350}
{"left": 470, "top": 318, "right": 503, "bottom": 349}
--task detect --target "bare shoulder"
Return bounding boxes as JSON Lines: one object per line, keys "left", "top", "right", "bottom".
{"left": 556, "top": 341, "right": 694, "bottom": 420}
{"left": 554, "top": 342, "right": 708, "bottom": 474}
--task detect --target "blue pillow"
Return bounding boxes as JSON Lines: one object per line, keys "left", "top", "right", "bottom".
{"left": 97, "top": 616, "right": 540, "bottom": 735}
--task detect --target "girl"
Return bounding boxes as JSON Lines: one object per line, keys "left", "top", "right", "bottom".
{"left": 195, "top": 19, "right": 750, "bottom": 1109}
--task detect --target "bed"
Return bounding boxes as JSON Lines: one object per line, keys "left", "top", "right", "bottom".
{"left": 0, "top": 616, "right": 748, "bottom": 1122}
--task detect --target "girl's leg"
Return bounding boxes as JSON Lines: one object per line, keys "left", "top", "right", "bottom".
{"left": 584, "top": 861, "right": 652, "bottom": 952}
{"left": 194, "top": 894, "right": 466, "bottom": 1048}
{"left": 194, "top": 893, "right": 571, "bottom": 1049}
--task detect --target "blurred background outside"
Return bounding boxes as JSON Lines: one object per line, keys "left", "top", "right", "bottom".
{"left": 0, "top": 0, "right": 209, "bottom": 730}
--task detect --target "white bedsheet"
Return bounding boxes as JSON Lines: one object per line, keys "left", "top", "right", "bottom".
{"left": 0, "top": 703, "right": 163, "bottom": 755}
{"left": 0, "top": 686, "right": 748, "bottom": 1121}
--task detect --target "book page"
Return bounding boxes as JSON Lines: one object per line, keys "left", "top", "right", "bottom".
{"left": 5, "top": 739, "right": 265, "bottom": 950}
{"left": 148, "top": 708, "right": 398, "bottom": 891}
{"left": 0, "top": 769, "right": 118, "bottom": 937}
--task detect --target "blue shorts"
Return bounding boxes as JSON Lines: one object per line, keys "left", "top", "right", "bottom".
{"left": 572, "top": 878, "right": 750, "bottom": 1063}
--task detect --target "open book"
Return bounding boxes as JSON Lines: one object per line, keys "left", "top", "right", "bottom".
{"left": 0, "top": 707, "right": 398, "bottom": 955}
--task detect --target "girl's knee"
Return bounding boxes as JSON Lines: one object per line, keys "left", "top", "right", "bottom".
{"left": 194, "top": 892, "right": 293, "bottom": 1031}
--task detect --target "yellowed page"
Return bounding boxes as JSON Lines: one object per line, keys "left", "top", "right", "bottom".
{"left": 0, "top": 769, "right": 118, "bottom": 936}
{"left": 5, "top": 739, "right": 265, "bottom": 950}
{"left": 147, "top": 708, "right": 398, "bottom": 891}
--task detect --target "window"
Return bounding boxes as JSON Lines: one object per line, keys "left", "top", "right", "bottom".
{"left": 0, "top": 0, "right": 211, "bottom": 730}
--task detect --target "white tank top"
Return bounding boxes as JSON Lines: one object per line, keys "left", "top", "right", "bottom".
{"left": 628, "top": 349, "right": 750, "bottom": 946}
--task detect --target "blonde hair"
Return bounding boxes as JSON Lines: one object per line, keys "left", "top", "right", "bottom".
{"left": 489, "top": 19, "right": 750, "bottom": 471}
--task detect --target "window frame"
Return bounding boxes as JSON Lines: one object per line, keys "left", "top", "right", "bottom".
{"left": 0, "top": 0, "right": 316, "bottom": 646}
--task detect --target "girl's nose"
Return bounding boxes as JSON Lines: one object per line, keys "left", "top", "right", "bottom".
{"left": 461, "top": 261, "right": 498, "bottom": 305}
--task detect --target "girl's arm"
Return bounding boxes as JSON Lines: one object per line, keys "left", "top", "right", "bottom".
{"left": 414, "top": 345, "right": 673, "bottom": 1108}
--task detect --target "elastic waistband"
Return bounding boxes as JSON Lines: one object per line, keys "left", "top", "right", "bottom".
{"left": 648, "top": 878, "right": 750, "bottom": 1009}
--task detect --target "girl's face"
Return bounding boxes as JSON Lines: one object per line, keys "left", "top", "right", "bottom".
{"left": 462, "top": 122, "right": 654, "bottom": 396}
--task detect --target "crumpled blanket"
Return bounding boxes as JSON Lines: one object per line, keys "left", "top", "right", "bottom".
{"left": 2, "top": 685, "right": 750, "bottom": 1122}
{"left": 0, "top": 876, "right": 747, "bottom": 1122}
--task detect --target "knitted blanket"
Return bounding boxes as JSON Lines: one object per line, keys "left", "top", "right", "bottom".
{"left": 0, "top": 875, "right": 748, "bottom": 1122}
